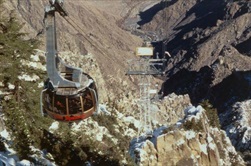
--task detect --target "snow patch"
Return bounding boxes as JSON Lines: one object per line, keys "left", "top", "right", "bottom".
{"left": 8, "top": 83, "right": 15, "bottom": 90}
{"left": 123, "top": 116, "right": 140, "bottom": 128}
{"left": 208, "top": 142, "right": 216, "bottom": 150}
{"left": 27, "top": 62, "right": 46, "bottom": 71}
{"left": 186, "top": 106, "right": 198, "bottom": 115}
{"left": 20, "top": 59, "right": 46, "bottom": 71}
{"left": 133, "top": 120, "right": 141, "bottom": 129}
{"left": 200, "top": 144, "right": 208, "bottom": 155}
{"left": 242, "top": 127, "right": 251, "bottom": 144}
{"left": 186, "top": 130, "right": 196, "bottom": 140}
{"left": 0, "top": 129, "right": 10, "bottom": 140}
{"left": 38, "top": 82, "right": 44, "bottom": 88}
{"left": 49, "top": 122, "right": 59, "bottom": 133}
{"left": 98, "top": 104, "right": 110, "bottom": 115}
{"left": 176, "top": 121, "right": 183, "bottom": 127}
{"left": 30, "top": 54, "right": 40, "bottom": 62}
{"left": 176, "top": 139, "right": 185, "bottom": 146}
{"left": 18, "top": 160, "right": 31, "bottom": 166}
{"left": 221, "top": 100, "right": 251, "bottom": 151}
{"left": 207, "top": 135, "right": 213, "bottom": 143}
{"left": 96, "top": 132, "right": 103, "bottom": 142}
{"left": 18, "top": 74, "right": 39, "bottom": 82}
{"left": 4, "top": 143, "right": 17, "bottom": 156}
{"left": 185, "top": 105, "right": 204, "bottom": 122}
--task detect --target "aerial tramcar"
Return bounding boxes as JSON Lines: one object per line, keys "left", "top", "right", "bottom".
{"left": 41, "top": 0, "right": 98, "bottom": 122}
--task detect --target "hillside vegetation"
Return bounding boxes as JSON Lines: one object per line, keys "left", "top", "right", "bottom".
{"left": 0, "top": 2, "right": 135, "bottom": 164}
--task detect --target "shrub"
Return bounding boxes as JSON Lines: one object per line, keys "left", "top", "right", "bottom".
{"left": 162, "top": 125, "right": 175, "bottom": 134}
{"left": 92, "top": 113, "right": 132, "bottom": 164}
{"left": 0, "top": 6, "right": 48, "bottom": 160}
{"left": 200, "top": 100, "right": 221, "bottom": 128}
{"left": 183, "top": 118, "right": 204, "bottom": 132}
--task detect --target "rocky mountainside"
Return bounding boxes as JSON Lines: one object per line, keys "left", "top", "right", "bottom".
{"left": 130, "top": 106, "right": 244, "bottom": 165}
{"left": 128, "top": 0, "right": 251, "bottom": 164}
{"left": 133, "top": 0, "right": 251, "bottom": 105}
{"left": 1, "top": 0, "right": 251, "bottom": 165}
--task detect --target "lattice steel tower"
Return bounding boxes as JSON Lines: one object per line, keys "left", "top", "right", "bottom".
{"left": 127, "top": 44, "right": 167, "bottom": 138}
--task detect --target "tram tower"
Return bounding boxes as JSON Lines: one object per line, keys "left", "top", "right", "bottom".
{"left": 126, "top": 42, "right": 167, "bottom": 138}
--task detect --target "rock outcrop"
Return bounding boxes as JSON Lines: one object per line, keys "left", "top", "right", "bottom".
{"left": 156, "top": 93, "right": 191, "bottom": 125}
{"left": 130, "top": 106, "right": 245, "bottom": 166}
{"left": 221, "top": 100, "right": 251, "bottom": 165}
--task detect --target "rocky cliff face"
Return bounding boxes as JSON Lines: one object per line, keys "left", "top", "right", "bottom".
{"left": 221, "top": 100, "right": 251, "bottom": 164}
{"left": 130, "top": 106, "right": 245, "bottom": 166}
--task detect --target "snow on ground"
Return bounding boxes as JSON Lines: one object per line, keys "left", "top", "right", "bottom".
{"left": 38, "top": 82, "right": 44, "bottom": 88}
{"left": 129, "top": 125, "right": 167, "bottom": 163}
{"left": 0, "top": 129, "right": 10, "bottom": 140}
{"left": 3, "top": 143, "right": 16, "bottom": 156}
{"left": 0, "top": 130, "right": 24, "bottom": 165}
{"left": 97, "top": 104, "right": 111, "bottom": 115}
{"left": 185, "top": 130, "right": 196, "bottom": 140}
{"left": 199, "top": 144, "right": 208, "bottom": 155}
{"left": 151, "top": 126, "right": 168, "bottom": 146}
{"left": 29, "top": 146, "right": 56, "bottom": 166}
{"left": 95, "top": 126, "right": 108, "bottom": 141}
{"left": 71, "top": 104, "right": 141, "bottom": 144}
{"left": 18, "top": 74, "right": 40, "bottom": 82}
{"left": 7, "top": 83, "right": 15, "bottom": 90}
{"left": 0, "top": 130, "right": 16, "bottom": 155}
{"left": 49, "top": 122, "right": 59, "bottom": 133}
{"left": 20, "top": 50, "right": 46, "bottom": 72}
{"left": 208, "top": 142, "right": 216, "bottom": 150}
{"left": 176, "top": 139, "right": 185, "bottom": 146}
{"left": 0, "top": 127, "right": 59, "bottom": 165}
{"left": 29, "top": 61, "right": 46, "bottom": 71}
{"left": 206, "top": 135, "right": 216, "bottom": 150}
{"left": 221, "top": 100, "right": 251, "bottom": 150}
{"left": 30, "top": 54, "right": 40, "bottom": 62}
{"left": 18, "top": 160, "right": 31, "bottom": 166}
{"left": 242, "top": 126, "right": 251, "bottom": 144}
{"left": 71, "top": 114, "right": 112, "bottom": 142}
{"left": 207, "top": 135, "right": 213, "bottom": 142}
{"left": 184, "top": 105, "right": 204, "bottom": 121}
{"left": 123, "top": 116, "right": 141, "bottom": 129}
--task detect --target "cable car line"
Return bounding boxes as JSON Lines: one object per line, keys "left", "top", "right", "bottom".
{"left": 61, "top": 14, "right": 110, "bottom": 59}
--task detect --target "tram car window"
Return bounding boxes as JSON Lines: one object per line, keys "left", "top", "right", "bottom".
{"left": 54, "top": 95, "right": 67, "bottom": 115}
{"left": 68, "top": 96, "right": 82, "bottom": 114}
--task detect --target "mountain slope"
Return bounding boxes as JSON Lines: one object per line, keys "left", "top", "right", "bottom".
{"left": 2, "top": 0, "right": 145, "bottom": 102}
